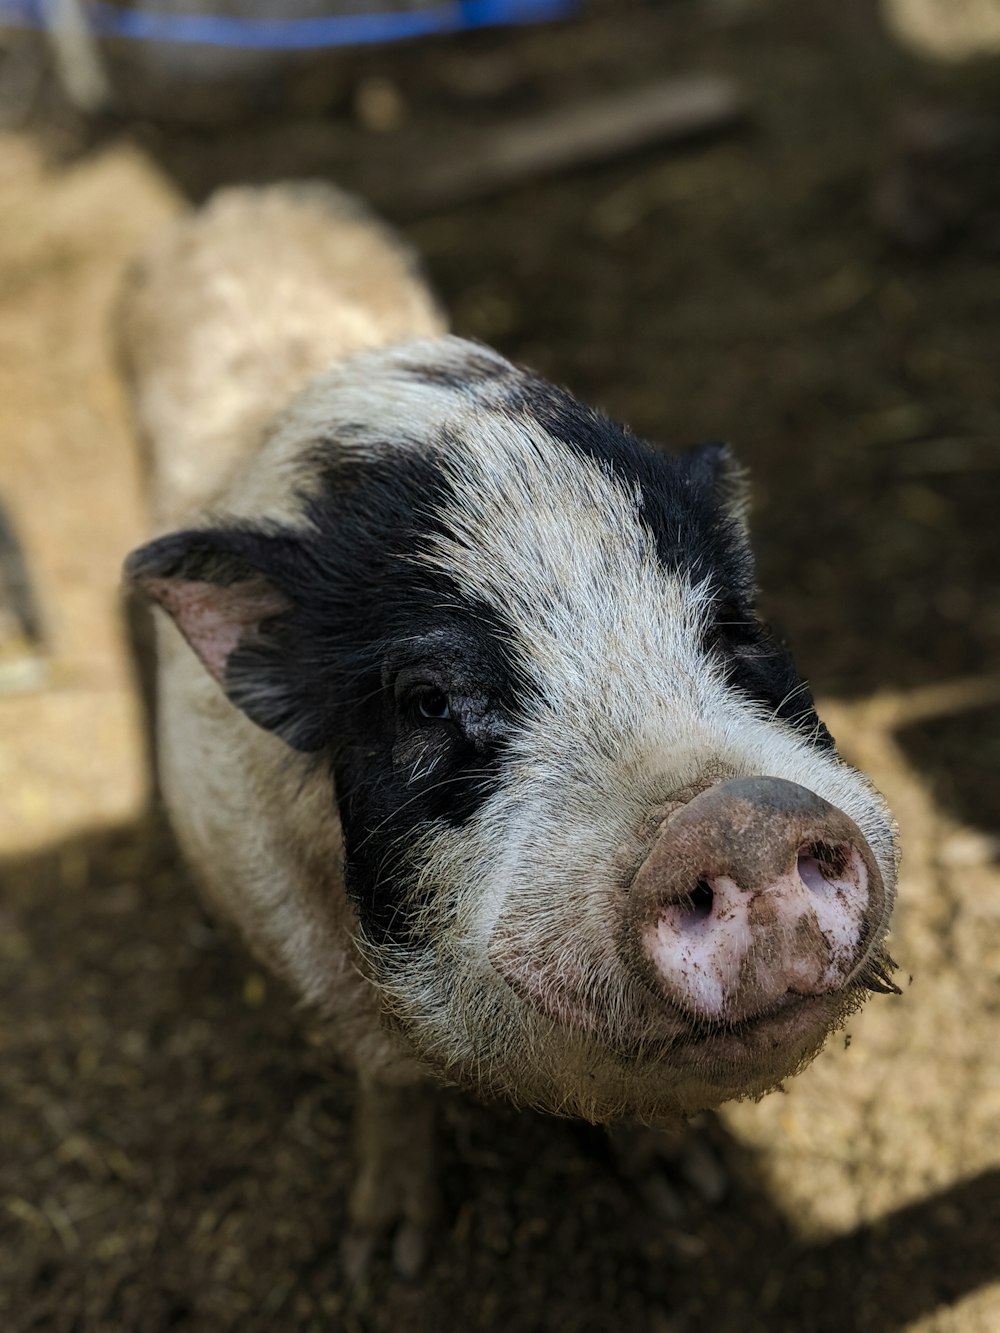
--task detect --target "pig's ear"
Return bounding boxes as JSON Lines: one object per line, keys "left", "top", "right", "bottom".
{"left": 124, "top": 528, "right": 326, "bottom": 751}
{"left": 682, "top": 442, "right": 757, "bottom": 604}
{"left": 683, "top": 441, "right": 751, "bottom": 531}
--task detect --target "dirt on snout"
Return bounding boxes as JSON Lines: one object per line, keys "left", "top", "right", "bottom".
{"left": 1, "top": 1, "right": 998, "bottom": 1330}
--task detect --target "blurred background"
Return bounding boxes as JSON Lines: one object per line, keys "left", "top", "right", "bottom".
{"left": 0, "top": 1, "right": 998, "bottom": 1329}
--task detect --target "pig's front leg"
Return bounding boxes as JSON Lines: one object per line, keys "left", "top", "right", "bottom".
{"left": 342, "top": 1074, "right": 439, "bottom": 1280}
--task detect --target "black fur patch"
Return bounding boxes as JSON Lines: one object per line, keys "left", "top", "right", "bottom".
{"left": 129, "top": 451, "right": 525, "bottom": 946}
{"left": 500, "top": 375, "right": 832, "bottom": 746}
{"left": 299, "top": 454, "right": 525, "bottom": 942}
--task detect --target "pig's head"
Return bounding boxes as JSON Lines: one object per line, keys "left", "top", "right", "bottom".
{"left": 126, "top": 336, "right": 899, "bottom": 1124}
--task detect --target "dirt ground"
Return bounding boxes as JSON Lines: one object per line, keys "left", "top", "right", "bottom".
{"left": 1, "top": 1, "right": 998, "bottom": 1330}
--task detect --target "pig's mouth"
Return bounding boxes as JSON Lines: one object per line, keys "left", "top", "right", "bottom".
{"left": 661, "top": 987, "right": 855, "bottom": 1065}
{"left": 621, "top": 940, "right": 899, "bottom": 1076}
{"left": 489, "top": 932, "right": 894, "bottom": 1068}
{"left": 481, "top": 953, "right": 890, "bottom": 1118}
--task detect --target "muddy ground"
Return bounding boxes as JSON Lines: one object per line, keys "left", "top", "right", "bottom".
{"left": 1, "top": 1, "right": 998, "bottom": 1330}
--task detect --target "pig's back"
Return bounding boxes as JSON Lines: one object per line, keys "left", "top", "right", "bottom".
{"left": 117, "top": 182, "right": 446, "bottom": 529}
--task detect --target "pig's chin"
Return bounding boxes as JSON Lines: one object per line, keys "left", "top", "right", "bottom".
{"left": 656, "top": 990, "right": 857, "bottom": 1089}
{"left": 489, "top": 945, "right": 859, "bottom": 1109}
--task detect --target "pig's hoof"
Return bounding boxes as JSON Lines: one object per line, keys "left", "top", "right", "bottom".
{"left": 340, "top": 1217, "right": 431, "bottom": 1283}
{"left": 607, "top": 1119, "right": 729, "bottom": 1221}
{"left": 392, "top": 1219, "right": 431, "bottom": 1279}
{"left": 340, "top": 1229, "right": 377, "bottom": 1287}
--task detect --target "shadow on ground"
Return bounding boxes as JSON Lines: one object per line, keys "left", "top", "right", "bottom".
{"left": 1, "top": 819, "right": 997, "bottom": 1333}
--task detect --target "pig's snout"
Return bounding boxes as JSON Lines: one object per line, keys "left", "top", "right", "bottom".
{"left": 629, "top": 777, "right": 884, "bottom": 1025}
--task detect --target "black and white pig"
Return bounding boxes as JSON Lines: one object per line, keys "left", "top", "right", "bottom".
{"left": 120, "top": 183, "right": 899, "bottom": 1272}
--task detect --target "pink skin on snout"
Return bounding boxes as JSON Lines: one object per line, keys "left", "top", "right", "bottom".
{"left": 630, "top": 777, "right": 883, "bottom": 1026}
{"left": 643, "top": 847, "right": 870, "bottom": 1021}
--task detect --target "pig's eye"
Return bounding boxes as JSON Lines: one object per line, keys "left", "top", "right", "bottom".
{"left": 416, "top": 688, "right": 452, "bottom": 722}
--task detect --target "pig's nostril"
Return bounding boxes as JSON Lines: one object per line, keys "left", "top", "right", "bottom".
{"left": 797, "top": 842, "right": 848, "bottom": 895}
{"left": 652, "top": 880, "right": 714, "bottom": 936}
{"left": 687, "top": 880, "right": 714, "bottom": 918}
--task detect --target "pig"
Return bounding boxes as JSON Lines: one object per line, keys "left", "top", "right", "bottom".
{"left": 119, "top": 182, "right": 899, "bottom": 1274}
